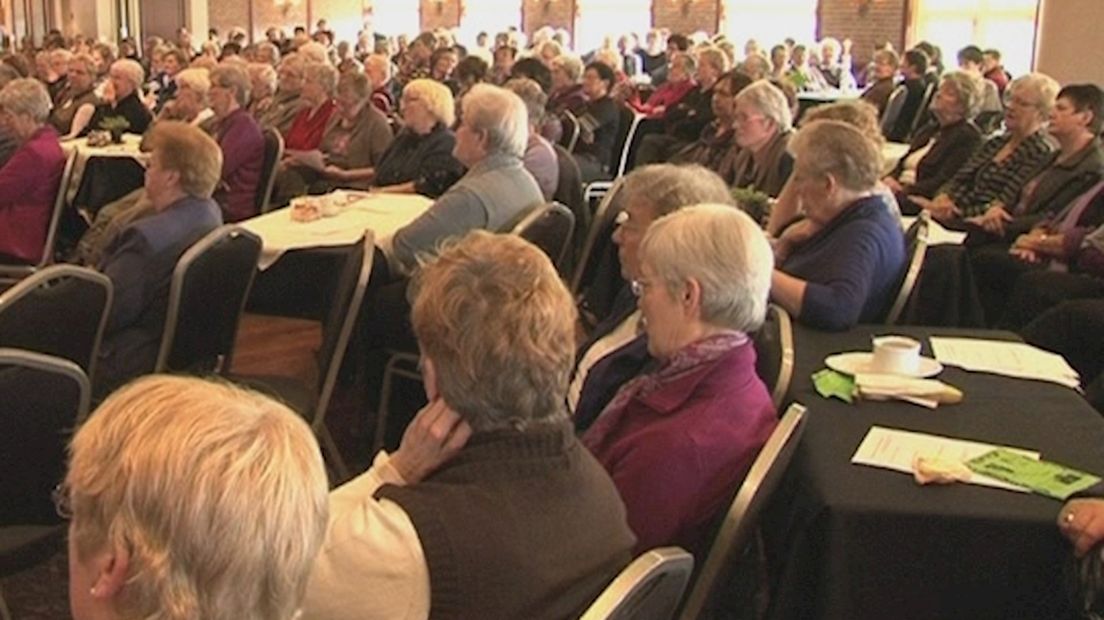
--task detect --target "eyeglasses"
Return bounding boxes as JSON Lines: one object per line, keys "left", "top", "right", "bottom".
{"left": 1004, "top": 95, "right": 1037, "bottom": 109}
{"left": 52, "top": 482, "right": 72, "bottom": 520}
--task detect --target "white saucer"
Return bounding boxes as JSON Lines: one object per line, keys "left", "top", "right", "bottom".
{"left": 825, "top": 352, "right": 943, "bottom": 378}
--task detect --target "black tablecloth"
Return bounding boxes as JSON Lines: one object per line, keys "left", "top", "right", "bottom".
{"left": 763, "top": 324, "right": 1104, "bottom": 620}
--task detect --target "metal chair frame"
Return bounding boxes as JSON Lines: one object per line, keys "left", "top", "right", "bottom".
{"left": 0, "top": 149, "right": 78, "bottom": 283}
{"left": 885, "top": 211, "right": 930, "bottom": 325}
{"left": 581, "top": 547, "right": 695, "bottom": 620}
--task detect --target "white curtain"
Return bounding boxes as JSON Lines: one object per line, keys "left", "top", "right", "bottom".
{"left": 911, "top": 0, "right": 1040, "bottom": 76}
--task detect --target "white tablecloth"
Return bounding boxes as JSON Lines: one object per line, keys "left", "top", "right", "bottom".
{"left": 240, "top": 191, "right": 433, "bottom": 270}
{"left": 881, "top": 141, "right": 910, "bottom": 176}
{"left": 61, "top": 133, "right": 147, "bottom": 205}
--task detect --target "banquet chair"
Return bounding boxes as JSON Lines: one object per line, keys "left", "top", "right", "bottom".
{"left": 373, "top": 349, "right": 421, "bottom": 454}
{"left": 571, "top": 176, "right": 627, "bottom": 296}
{"left": 583, "top": 108, "right": 643, "bottom": 206}
{"left": 0, "top": 149, "right": 78, "bottom": 284}
{"left": 0, "top": 348, "right": 90, "bottom": 620}
{"left": 553, "top": 143, "right": 588, "bottom": 272}
{"left": 884, "top": 212, "right": 931, "bottom": 325}
{"left": 879, "top": 85, "right": 908, "bottom": 138}
{"left": 752, "top": 304, "right": 795, "bottom": 412}
{"left": 256, "top": 127, "right": 285, "bottom": 214}
{"left": 232, "top": 233, "right": 374, "bottom": 482}
{"left": 906, "top": 83, "right": 936, "bottom": 142}
{"left": 677, "top": 403, "right": 808, "bottom": 620}
{"left": 580, "top": 547, "right": 694, "bottom": 620}
{"left": 0, "top": 264, "right": 112, "bottom": 384}
{"left": 154, "top": 225, "right": 262, "bottom": 375}
{"left": 509, "top": 202, "right": 576, "bottom": 275}
{"left": 560, "top": 109, "right": 581, "bottom": 153}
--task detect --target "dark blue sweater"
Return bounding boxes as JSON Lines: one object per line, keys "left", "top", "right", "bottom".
{"left": 781, "top": 194, "right": 906, "bottom": 331}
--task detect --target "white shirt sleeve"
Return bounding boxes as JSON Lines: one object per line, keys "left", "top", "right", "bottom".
{"left": 300, "top": 451, "right": 431, "bottom": 620}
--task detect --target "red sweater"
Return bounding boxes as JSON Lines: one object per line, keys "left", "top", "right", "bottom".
{"left": 284, "top": 99, "right": 336, "bottom": 151}
{"left": 0, "top": 126, "right": 64, "bottom": 263}
{"left": 630, "top": 79, "right": 696, "bottom": 119}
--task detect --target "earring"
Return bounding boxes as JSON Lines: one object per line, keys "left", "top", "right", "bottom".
{"left": 90, "top": 586, "right": 98, "bottom": 597}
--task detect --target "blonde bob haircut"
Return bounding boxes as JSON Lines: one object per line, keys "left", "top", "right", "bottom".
{"left": 789, "top": 119, "right": 882, "bottom": 192}
{"left": 640, "top": 203, "right": 773, "bottom": 332}
{"left": 144, "top": 121, "right": 223, "bottom": 199}
{"left": 65, "top": 375, "right": 329, "bottom": 620}
{"left": 402, "top": 78, "right": 456, "bottom": 127}
{"left": 411, "top": 231, "right": 576, "bottom": 432}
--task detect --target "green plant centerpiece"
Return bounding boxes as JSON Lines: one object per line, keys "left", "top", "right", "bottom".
{"left": 731, "top": 186, "right": 773, "bottom": 229}
{"left": 98, "top": 116, "right": 130, "bottom": 144}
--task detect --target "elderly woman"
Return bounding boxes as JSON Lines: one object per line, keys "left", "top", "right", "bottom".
{"left": 283, "top": 61, "right": 337, "bottom": 152}
{"left": 364, "top": 53, "right": 396, "bottom": 115}
{"left": 575, "top": 61, "right": 621, "bottom": 182}
{"left": 304, "top": 231, "right": 635, "bottom": 620}
{"left": 885, "top": 70, "right": 985, "bottom": 214}
{"left": 95, "top": 122, "right": 223, "bottom": 395}
{"left": 668, "top": 71, "right": 753, "bottom": 170}
{"left": 721, "top": 79, "right": 794, "bottom": 197}
{"left": 275, "top": 71, "right": 393, "bottom": 201}
{"left": 913, "top": 73, "right": 1059, "bottom": 226}
{"left": 548, "top": 54, "right": 587, "bottom": 117}
{"left": 0, "top": 78, "right": 65, "bottom": 264}
{"left": 387, "top": 84, "right": 541, "bottom": 276}
{"left": 371, "top": 78, "right": 464, "bottom": 198}
{"left": 86, "top": 59, "right": 152, "bottom": 136}
{"left": 258, "top": 54, "right": 305, "bottom": 133}
{"left": 245, "top": 62, "right": 277, "bottom": 119}
{"left": 64, "top": 375, "right": 328, "bottom": 620}
{"left": 771, "top": 120, "right": 907, "bottom": 331}
{"left": 49, "top": 53, "right": 98, "bottom": 138}
{"left": 156, "top": 67, "right": 213, "bottom": 126}
{"left": 505, "top": 77, "right": 558, "bottom": 200}
{"left": 581, "top": 204, "right": 777, "bottom": 556}
{"left": 572, "top": 164, "right": 735, "bottom": 427}
{"left": 209, "top": 64, "right": 264, "bottom": 222}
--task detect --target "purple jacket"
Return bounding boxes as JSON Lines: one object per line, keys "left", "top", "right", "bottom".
{"left": 0, "top": 125, "right": 63, "bottom": 263}
{"left": 214, "top": 108, "right": 264, "bottom": 222}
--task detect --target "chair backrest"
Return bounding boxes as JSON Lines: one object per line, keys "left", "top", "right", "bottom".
{"left": 560, "top": 109, "right": 581, "bottom": 153}
{"left": 581, "top": 547, "right": 695, "bottom": 620}
{"left": 553, "top": 143, "right": 588, "bottom": 269}
{"left": 879, "top": 84, "right": 908, "bottom": 136}
{"left": 313, "top": 233, "right": 374, "bottom": 431}
{"left": 752, "top": 304, "right": 795, "bottom": 412}
{"left": 677, "top": 403, "right": 808, "bottom": 620}
{"left": 0, "top": 265, "right": 112, "bottom": 383}
{"left": 613, "top": 109, "right": 646, "bottom": 178}
{"left": 509, "top": 202, "right": 576, "bottom": 274}
{"left": 571, "top": 176, "right": 627, "bottom": 295}
{"left": 0, "top": 149, "right": 78, "bottom": 279}
{"left": 907, "top": 81, "right": 936, "bottom": 140}
{"left": 884, "top": 212, "right": 930, "bottom": 325}
{"left": 0, "top": 348, "right": 89, "bottom": 525}
{"left": 155, "top": 225, "right": 262, "bottom": 374}
{"left": 256, "top": 127, "right": 285, "bottom": 214}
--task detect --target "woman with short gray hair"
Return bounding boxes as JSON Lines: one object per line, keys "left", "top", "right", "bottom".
{"left": 723, "top": 79, "right": 794, "bottom": 196}
{"left": 209, "top": 63, "right": 265, "bottom": 221}
{"left": 282, "top": 61, "right": 338, "bottom": 151}
{"left": 0, "top": 77, "right": 66, "bottom": 263}
{"left": 771, "top": 120, "right": 907, "bottom": 331}
{"left": 885, "top": 70, "right": 985, "bottom": 214}
{"left": 86, "top": 58, "right": 152, "bottom": 136}
{"left": 581, "top": 203, "right": 777, "bottom": 555}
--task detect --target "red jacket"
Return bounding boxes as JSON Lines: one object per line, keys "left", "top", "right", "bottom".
{"left": 284, "top": 99, "right": 337, "bottom": 151}
{"left": 630, "top": 79, "right": 696, "bottom": 119}
{"left": 0, "top": 125, "right": 64, "bottom": 263}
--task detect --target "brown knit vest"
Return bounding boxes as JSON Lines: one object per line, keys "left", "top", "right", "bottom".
{"left": 376, "top": 421, "right": 635, "bottom": 620}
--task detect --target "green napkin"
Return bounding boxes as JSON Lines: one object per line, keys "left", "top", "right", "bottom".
{"left": 813, "top": 369, "right": 855, "bottom": 404}
{"left": 966, "top": 448, "right": 1102, "bottom": 500}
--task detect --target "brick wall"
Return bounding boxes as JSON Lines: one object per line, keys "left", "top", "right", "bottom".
{"left": 522, "top": 0, "right": 574, "bottom": 37}
{"left": 420, "top": 0, "right": 461, "bottom": 31}
{"left": 653, "top": 0, "right": 720, "bottom": 36}
{"left": 818, "top": 0, "right": 907, "bottom": 74}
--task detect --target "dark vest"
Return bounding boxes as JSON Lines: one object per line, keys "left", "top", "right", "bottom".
{"left": 376, "top": 421, "right": 635, "bottom": 620}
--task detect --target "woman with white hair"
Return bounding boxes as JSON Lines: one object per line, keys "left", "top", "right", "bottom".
{"left": 771, "top": 120, "right": 907, "bottom": 330}
{"left": 0, "top": 78, "right": 65, "bottom": 264}
{"left": 283, "top": 61, "right": 337, "bottom": 151}
{"left": 64, "top": 375, "right": 329, "bottom": 620}
{"left": 371, "top": 78, "right": 464, "bottom": 198}
{"left": 389, "top": 83, "right": 542, "bottom": 276}
{"left": 86, "top": 58, "right": 151, "bottom": 136}
{"left": 209, "top": 64, "right": 265, "bottom": 221}
{"left": 721, "top": 79, "right": 794, "bottom": 197}
{"left": 581, "top": 204, "right": 777, "bottom": 556}
{"left": 912, "top": 72, "right": 1060, "bottom": 226}
{"left": 258, "top": 54, "right": 306, "bottom": 134}
{"left": 305, "top": 231, "right": 634, "bottom": 620}
{"left": 157, "top": 66, "right": 213, "bottom": 126}
{"left": 504, "top": 76, "right": 558, "bottom": 200}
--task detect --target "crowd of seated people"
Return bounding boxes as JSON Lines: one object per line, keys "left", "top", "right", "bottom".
{"left": 7, "top": 19, "right": 1104, "bottom": 618}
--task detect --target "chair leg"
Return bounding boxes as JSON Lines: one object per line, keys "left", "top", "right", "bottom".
{"left": 373, "top": 358, "right": 398, "bottom": 455}
{"left": 318, "top": 425, "right": 351, "bottom": 484}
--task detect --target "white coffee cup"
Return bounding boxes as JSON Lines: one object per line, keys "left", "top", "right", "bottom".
{"left": 870, "top": 335, "right": 922, "bottom": 375}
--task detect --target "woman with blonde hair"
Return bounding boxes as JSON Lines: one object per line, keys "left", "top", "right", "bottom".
{"left": 64, "top": 375, "right": 329, "bottom": 620}
{"left": 371, "top": 78, "right": 464, "bottom": 197}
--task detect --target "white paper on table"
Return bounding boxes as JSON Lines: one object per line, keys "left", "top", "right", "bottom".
{"left": 900, "top": 215, "right": 967, "bottom": 245}
{"left": 929, "top": 337, "right": 1080, "bottom": 389}
{"left": 240, "top": 192, "right": 433, "bottom": 270}
{"left": 851, "top": 426, "right": 1039, "bottom": 492}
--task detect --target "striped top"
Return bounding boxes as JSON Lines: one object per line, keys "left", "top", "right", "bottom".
{"left": 943, "top": 129, "right": 1055, "bottom": 217}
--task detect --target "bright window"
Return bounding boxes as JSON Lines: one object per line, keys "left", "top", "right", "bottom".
{"left": 911, "top": 0, "right": 1040, "bottom": 76}
{"left": 722, "top": 0, "right": 817, "bottom": 51}
{"left": 458, "top": 1, "right": 522, "bottom": 47}
{"left": 575, "top": 0, "right": 652, "bottom": 55}
{"left": 371, "top": 2, "right": 419, "bottom": 38}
